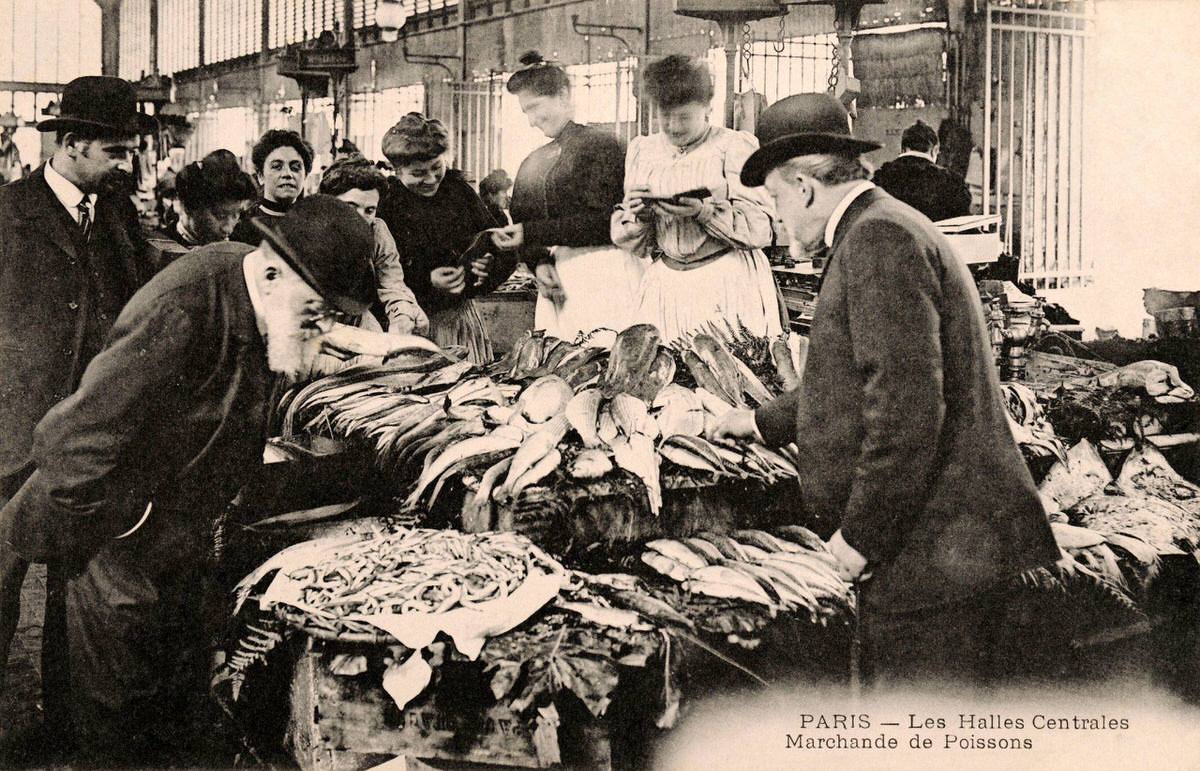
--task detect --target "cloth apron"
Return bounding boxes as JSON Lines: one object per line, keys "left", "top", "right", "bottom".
{"left": 634, "top": 247, "right": 784, "bottom": 344}
{"left": 534, "top": 245, "right": 646, "bottom": 342}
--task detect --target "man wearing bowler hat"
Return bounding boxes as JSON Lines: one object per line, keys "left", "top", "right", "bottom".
{"left": 0, "top": 76, "right": 155, "bottom": 708}
{"left": 0, "top": 195, "right": 376, "bottom": 764}
{"left": 712, "top": 94, "right": 1059, "bottom": 687}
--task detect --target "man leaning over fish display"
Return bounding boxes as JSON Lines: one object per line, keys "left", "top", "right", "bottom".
{"left": 710, "top": 94, "right": 1060, "bottom": 688}
{"left": 0, "top": 196, "right": 377, "bottom": 766}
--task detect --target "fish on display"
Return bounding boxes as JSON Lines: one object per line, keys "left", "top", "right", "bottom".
{"left": 601, "top": 324, "right": 662, "bottom": 400}
{"left": 569, "top": 448, "right": 613, "bottom": 480}
{"left": 645, "top": 539, "right": 709, "bottom": 571}
{"left": 565, "top": 389, "right": 604, "bottom": 448}
{"left": 498, "top": 415, "right": 570, "bottom": 499}
{"left": 612, "top": 433, "right": 662, "bottom": 515}
{"left": 516, "top": 375, "right": 574, "bottom": 423}
{"left": 404, "top": 425, "right": 525, "bottom": 509}
{"left": 684, "top": 566, "right": 775, "bottom": 607}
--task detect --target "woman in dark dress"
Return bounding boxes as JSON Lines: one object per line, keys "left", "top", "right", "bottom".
{"left": 492, "top": 51, "right": 640, "bottom": 341}
{"left": 145, "top": 149, "right": 255, "bottom": 271}
{"left": 376, "top": 113, "right": 511, "bottom": 363}
{"left": 230, "top": 129, "right": 313, "bottom": 246}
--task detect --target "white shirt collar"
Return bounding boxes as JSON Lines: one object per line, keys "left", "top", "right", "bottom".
{"left": 44, "top": 159, "right": 97, "bottom": 221}
{"left": 824, "top": 180, "right": 875, "bottom": 248}
{"left": 242, "top": 252, "right": 269, "bottom": 337}
{"left": 898, "top": 150, "right": 936, "bottom": 162}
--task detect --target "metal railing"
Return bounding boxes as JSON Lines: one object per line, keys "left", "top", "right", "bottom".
{"left": 984, "top": 0, "right": 1094, "bottom": 289}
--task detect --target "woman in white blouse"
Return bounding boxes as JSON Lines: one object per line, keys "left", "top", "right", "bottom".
{"left": 612, "top": 54, "right": 784, "bottom": 343}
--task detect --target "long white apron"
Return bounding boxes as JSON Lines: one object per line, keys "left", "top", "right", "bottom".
{"left": 534, "top": 245, "right": 646, "bottom": 341}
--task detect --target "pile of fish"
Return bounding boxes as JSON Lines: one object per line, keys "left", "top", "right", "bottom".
{"left": 639, "top": 528, "right": 852, "bottom": 620}
{"left": 1001, "top": 383, "right": 1068, "bottom": 463}
{"left": 1065, "top": 444, "right": 1200, "bottom": 554}
{"left": 265, "top": 527, "right": 562, "bottom": 636}
{"left": 281, "top": 325, "right": 807, "bottom": 517}
{"left": 1049, "top": 521, "right": 1163, "bottom": 600}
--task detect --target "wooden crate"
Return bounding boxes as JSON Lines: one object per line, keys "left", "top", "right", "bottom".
{"left": 476, "top": 292, "right": 537, "bottom": 357}
{"left": 288, "top": 640, "right": 612, "bottom": 771}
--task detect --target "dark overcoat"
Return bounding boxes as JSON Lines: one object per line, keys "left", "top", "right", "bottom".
{"left": 872, "top": 154, "right": 971, "bottom": 223}
{"left": 756, "top": 188, "right": 1058, "bottom": 612}
{"left": 0, "top": 243, "right": 272, "bottom": 562}
{"left": 0, "top": 164, "right": 147, "bottom": 480}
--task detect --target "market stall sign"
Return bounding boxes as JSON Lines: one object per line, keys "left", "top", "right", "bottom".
{"left": 277, "top": 49, "right": 359, "bottom": 80}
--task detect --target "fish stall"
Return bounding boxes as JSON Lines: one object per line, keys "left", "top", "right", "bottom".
{"left": 213, "top": 320, "right": 1200, "bottom": 769}
{"left": 214, "top": 323, "right": 858, "bottom": 769}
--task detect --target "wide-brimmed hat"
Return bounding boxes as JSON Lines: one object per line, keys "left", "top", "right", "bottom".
{"left": 37, "top": 76, "right": 158, "bottom": 136}
{"left": 252, "top": 195, "right": 376, "bottom": 315}
{"left": 740, "top": 93, "right": 881, "bottom": 187}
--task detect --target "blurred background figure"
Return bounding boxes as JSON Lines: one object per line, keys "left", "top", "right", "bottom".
{"left": 145, "top": 149, "right": 256, "bottom": 270}
{"left": 936, "top": 117, "right": 973, "bottom": 180}
{"left": 156, "top": 173, "right": 178, "bottom": 233}
{"left": 478, "top": 168, "right": 513, "bottom": 225}
{"left": 230, "top": 129, "right": 313, "bottom": 246}
{"left": 319, "top": 152, "right": 429, "bottom": 336}
{"left": 155, "top": 144, "right": 186, "bottom": 190}
{"left": 0, "top": 122, "right": 23, "bottom": 184}
{"left": 873, "top": 119, "right": 970, "bottom": 222}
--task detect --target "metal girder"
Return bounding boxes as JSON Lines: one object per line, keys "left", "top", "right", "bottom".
{"left": 0, "top": 80, "right": 66, "bottom": 94}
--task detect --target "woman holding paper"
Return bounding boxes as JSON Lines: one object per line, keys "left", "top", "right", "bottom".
{"left": 611, "top": 55, "right": 783, "bottom": 343}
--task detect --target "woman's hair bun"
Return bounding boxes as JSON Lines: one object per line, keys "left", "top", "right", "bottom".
{"left": 506, "top": 51, "right": 569, "bottom": 96}
{"left": 518, "top": 50, "right": 545, "bottom": 67}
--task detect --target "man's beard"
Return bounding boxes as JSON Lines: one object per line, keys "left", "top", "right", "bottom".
{"left": 263, "top": 306, "right": 323, "bottom": 383}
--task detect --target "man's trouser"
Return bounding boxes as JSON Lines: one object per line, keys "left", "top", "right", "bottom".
{"left": 859, "top": 579, "right": 1072, "bottom": 690}
{"left": 0, "top": 466, "right": 72, "bottom": 749}
{"left": 64, "top": 517, "right": 217, "bottom": 767}
{"left": 0, "top": 466, "right": 32, "bottom": 691}
{"left": 0, "top": 545, "right": 27, "bottom": 687}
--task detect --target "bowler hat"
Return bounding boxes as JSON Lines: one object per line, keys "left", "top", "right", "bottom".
{"left": 740, "top": 93, "right": 881, "bottom": 187}
{"left": 252, "top": 195, "right": 376, "bottom": 315}
{"left": 37, "top": 76, "right": 158, "bottom": 136}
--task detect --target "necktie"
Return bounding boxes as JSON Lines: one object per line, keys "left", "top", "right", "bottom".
{"left": 77, "top": 200, "right": 92, "bottom": 243}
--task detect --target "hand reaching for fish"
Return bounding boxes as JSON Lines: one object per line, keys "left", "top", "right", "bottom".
{"left": 826, "top": 530, "right": 867, "bottom": 582}
{"left": 707, "top": 408, "right": 762, "bottom": 444}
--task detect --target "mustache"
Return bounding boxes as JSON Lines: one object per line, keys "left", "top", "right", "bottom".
{"left": 99, "top": 170, "right": 136, "bottom": 196}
